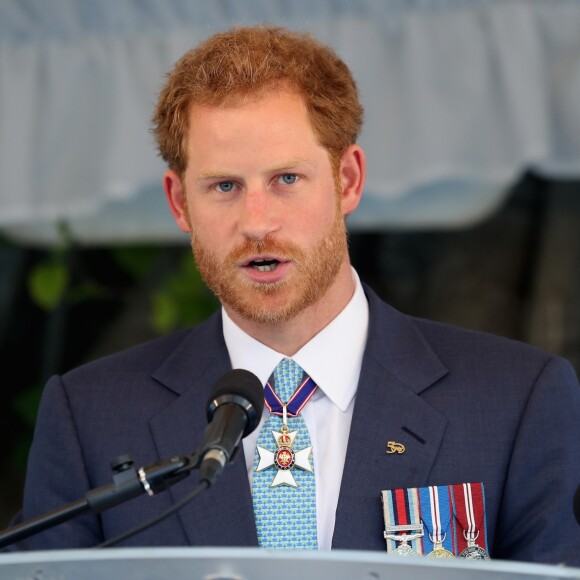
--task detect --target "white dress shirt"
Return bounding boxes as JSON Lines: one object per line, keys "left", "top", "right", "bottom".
{"left": 222, "top": 268, "right": 369, "bottom": 550}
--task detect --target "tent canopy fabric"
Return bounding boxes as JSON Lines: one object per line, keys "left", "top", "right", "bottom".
{"left": 1, "top": 0, "right": 580, "bottom": 245}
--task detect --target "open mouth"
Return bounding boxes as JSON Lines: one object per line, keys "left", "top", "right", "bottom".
{"left": 248, "top": 258, "right": 280, "bottom": 272}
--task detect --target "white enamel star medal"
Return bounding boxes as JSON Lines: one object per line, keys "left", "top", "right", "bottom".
{"left": 256, "top": 414, "right": 313, "bottom": 487}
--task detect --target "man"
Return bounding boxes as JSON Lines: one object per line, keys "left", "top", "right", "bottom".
{"left": 5, "top": 26, "right": 580, "bottom": 564}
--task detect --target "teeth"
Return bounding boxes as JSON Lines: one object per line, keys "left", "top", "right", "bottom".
{"left": 254, "top": 263, "right": 277, "bottom": 272}
{"left": 249, "top": 258, "right": 278, "bottom": 272}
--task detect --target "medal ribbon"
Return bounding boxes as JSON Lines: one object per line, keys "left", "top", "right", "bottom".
{"left": 451, "top": 482, "right": 488, "bottom": 553}
{"left": 418, "top": 485, "right": 456, "bottom": 554}
{"left": 407, "top": 488, "right": 423, "bottom": 554}
{"left": 381, "top": 488, "right": 424, "bottom": 554}
{"left": 264, "top": 376, "right": 318, "bottom": 416}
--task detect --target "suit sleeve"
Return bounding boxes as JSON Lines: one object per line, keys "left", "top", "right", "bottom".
{"left": 494, "top": 356, "right": 580, "bottom": 565}
{"left": 4, "top": 375, "right": 103, "bottom": 550}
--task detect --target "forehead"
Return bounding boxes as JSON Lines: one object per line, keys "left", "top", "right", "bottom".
{"left": 189, "top": 89, "right": 310, "bottom": 131}
{"left": 185, "top": 90, "right": 324, "bottom": 166}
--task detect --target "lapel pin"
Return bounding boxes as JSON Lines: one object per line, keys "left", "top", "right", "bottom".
{"left": 386, "top": 441, "right": 406, "bottom": 454}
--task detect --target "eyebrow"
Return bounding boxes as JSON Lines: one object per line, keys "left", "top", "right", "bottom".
{"left": 196, "top": 171, "right": 235, "bottom": 182}
{"left": 196, "top": 159, "right": 313, "bottom": 182}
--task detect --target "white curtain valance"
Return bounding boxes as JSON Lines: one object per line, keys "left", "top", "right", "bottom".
{"left": 1, "top": 0, "right": 580, "bottom": 244}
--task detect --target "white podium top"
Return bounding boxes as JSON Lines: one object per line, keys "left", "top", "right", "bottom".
{"left": 0, "top": 547, "right": 579, "bottom": 580}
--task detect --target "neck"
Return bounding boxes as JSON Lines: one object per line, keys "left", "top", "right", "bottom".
{"left": 224, "top": 261, "right": 355, "bottom": 356}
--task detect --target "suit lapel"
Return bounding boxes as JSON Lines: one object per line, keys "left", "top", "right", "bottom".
{"left": 333, "top": 287, "right": 448, "bottom": 550}
{"left": 148, "top": 312, "right": 259, "bottom": 547}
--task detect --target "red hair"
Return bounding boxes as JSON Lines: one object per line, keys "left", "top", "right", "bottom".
{"left": 152, "top": 25, "right": 364, "bottom": 176}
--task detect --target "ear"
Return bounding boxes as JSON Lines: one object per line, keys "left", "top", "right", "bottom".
{"left": 163, "top": 169, "right": 191, "bottom": 232}
{"left": 338, "top": 144, "right": 366, "bottom": 216}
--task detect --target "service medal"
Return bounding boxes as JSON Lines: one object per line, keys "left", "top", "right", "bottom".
{"left": 459, "top": 544, "right": 491, "bottom": 560}
{"left": 427, "top": 537, "right": 455, "bottom": 558}
{"left": 384, "top": 523, "right": 424, "bottom": 557}
{"left": 381, "top": 489, "right": 425, "bottom": 555}
{"left": 452, "top": 483, "right": 491, "bottom": 559}
{"left": 394, "top": 542, "right": 419, "bottom": 557}
{"left": 420, "top": 485, "right": 456, "bottom": 557}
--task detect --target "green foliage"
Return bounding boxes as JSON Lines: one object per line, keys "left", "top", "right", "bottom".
{"left": 111, "top": 246, "right": 162, "bottom": 280}
{"left": 11, "top": 384, "right": 44, "bottom": 428}
{"left": 152, "top": 251, "right": 218, "bottom": 333}
{"left": 68, "top": 280, "right": 109, "bottom": 305}
{"left": 10, "top": 384, "right": 44, "bottom": 467}
{"left": 26, "top": 221, "right": 74, "bottom": 311}
{"left": 27, "top": 262, "right": 69, "bottom": 310}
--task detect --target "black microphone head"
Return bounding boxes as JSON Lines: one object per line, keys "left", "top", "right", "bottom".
{"left": 206, "top": 369, "right": 264, "bottom": 437}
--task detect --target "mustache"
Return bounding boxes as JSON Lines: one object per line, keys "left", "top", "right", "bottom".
{"left": 227, "top": 236, "right": 304, "bottom": 264}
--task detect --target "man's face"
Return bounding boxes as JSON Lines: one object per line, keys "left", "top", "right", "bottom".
{"left": 166, "top": 90, "right": 361, "bottom": 325}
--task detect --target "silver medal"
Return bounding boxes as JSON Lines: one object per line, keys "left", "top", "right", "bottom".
{"left": 384, "top": 523, "right": 424, "bottom": 556}
{"left": 459, "top": 531, "right": 490, "bottom": 560}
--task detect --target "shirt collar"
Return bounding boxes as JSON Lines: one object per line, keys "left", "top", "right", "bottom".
{"left": 222, "top": 268, "right": 369, "bottom": 412}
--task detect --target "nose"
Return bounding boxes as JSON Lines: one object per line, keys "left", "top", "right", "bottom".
{"left": 238, "top": 185, "right": 280, "bottom": 241}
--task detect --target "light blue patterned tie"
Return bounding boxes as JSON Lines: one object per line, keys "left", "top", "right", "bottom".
{"left": 252, "top": 358, "right": 318, "bottom": 549}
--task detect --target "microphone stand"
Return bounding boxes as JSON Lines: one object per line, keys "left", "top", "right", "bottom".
{"left": 0, "top": 450, "right": 203, "bottom": 549}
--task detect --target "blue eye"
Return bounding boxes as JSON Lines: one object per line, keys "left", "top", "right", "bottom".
{"left": 279, "top": 174, "right": 299, "bottom": 185}
{"left": 216, "top": 181, "right": 235, "bottom": 193}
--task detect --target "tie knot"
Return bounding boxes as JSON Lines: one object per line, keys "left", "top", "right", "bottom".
{"left": 272, "top": 358, "right": 306, "bottom": 402}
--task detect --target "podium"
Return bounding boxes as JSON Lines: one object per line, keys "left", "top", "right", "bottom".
{"left": 0, "top": 548, "right": 579, "bottom": 580}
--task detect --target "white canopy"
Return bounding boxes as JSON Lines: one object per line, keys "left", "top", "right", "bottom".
{"left": 1, "top": 0, "right": 580, "bottom": 245}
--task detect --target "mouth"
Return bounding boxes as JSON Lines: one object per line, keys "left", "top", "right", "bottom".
{"left": 241, "top": 256, "right": 288, "bottom": 273}
{"left": 249, "top": 258, "right": 280, "bottom": 272}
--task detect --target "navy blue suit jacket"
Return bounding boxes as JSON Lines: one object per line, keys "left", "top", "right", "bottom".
{"left": 7, "top": 286, "right": 580, "bottom": 564}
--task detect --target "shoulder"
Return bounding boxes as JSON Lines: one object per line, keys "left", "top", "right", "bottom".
{"left": 58, "top": 310, "right": 225, "bottom": 397}
{"left": 363, "top": 282, "right": 578, "bottom": 390}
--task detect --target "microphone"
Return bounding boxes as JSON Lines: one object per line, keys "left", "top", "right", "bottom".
{"left": 0, "top": 369, "right": 263, "bottom": 548}
{"left": 574, "top": 483, "right": 580, "bottom": 526}
{"left": 199, "top": 369, "right": 264, "bottom": 485}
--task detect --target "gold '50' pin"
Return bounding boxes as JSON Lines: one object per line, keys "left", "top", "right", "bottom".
{"left": 386, "top": 441, "right": 406, "bottom": 454}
